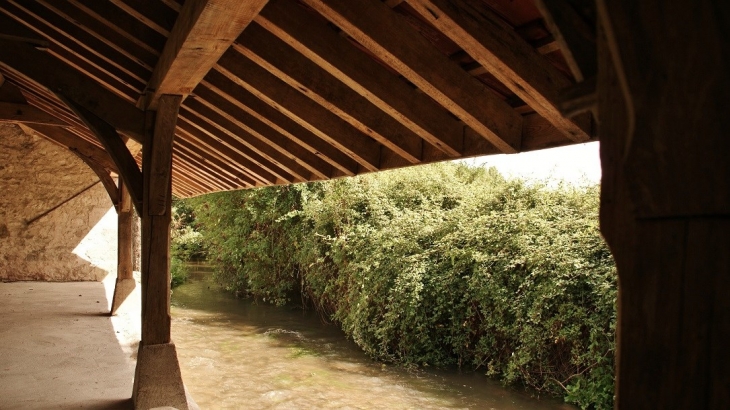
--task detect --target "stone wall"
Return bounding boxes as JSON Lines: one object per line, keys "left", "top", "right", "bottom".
{"left": 0, "top": 124, "right": 117, "bottom": 281}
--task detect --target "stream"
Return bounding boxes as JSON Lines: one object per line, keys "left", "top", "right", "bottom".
{"left": 170, "top": 265, "right": 576, "bottom": 409}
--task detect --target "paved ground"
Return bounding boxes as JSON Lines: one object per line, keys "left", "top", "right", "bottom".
{"left": 0, "top": 275, "right": 141, "bottom": 409}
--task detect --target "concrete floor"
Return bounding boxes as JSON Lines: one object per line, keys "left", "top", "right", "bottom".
{"left": 0, "top": 276, "right": 141, "bottom": 409}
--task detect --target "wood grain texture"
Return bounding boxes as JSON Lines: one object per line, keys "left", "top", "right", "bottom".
{"left": 0, "top": 40, "right": 146, "bottom": 141}
{"left": 148, "top": 94, "right": 181, "bottom": 216}
{"left": 0, "top": 101, "right": 69, "bottom": 126}
{"left": 407, "top": 0, "right": 589, "bottom": 143}
{"left": 117, "top": 180, "right": 134, "bottom": 280}
{"left": 257, "top": 0, "right": 464, "bottom": 157}
{"left": 301, "top": 0, "right": 522, "bottom": 153}
{"left": 59, "top": 95, "right": 143, "bottom": 214}
{"left": 140, "top": 0, "right": 269, "bottom": 109}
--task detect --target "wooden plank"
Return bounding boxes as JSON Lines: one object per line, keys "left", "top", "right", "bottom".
{"left": 6, "top": 1, "right": 150, "bottom": 84}
{"left": 0, "top": 40, "right": 146, "bottom": 141}
{"left": 37, "top": 0, "right": 158, "bottom": 70}
{"left": 191, "top": 87, "right": 332, "bottom": 179}
{"left": 59, "top": 95, "right": 143, "bottom": 214}
{"left": 214, "top": 56, "right": 381, "bottom": 171}
{"left": 67, "top": 0, "right": 165, "bottom": 57}
{"left": 173, "top": 148, "right": 244, "bottom": 190}
{"left": 182, "top": 103, "right": 302, "bottom": 183}
{"left": 301, "top": 0, "right": 522, "bottom": 153}
{"left": 235, "top": 25, "right": 423, "bottom": 164}
{"left": 0, "top": 102, "right": 68, "bottom": 126}
{"left": 117, "top": 180, "right": 133, "bottom": 280}
{"left": 148, "top": 95, "right": 181, "bottom": 215}
{"left": 177, "top": 112, "right": 278, "bottom": 185}
{"left": 0, "top": 11, "right": 143, "bottom": 101}
{"left": 140, "top": 0, "right": 269, "bottom": 109}
{"left": 406, "top": 0, "right": 590, "bottom": 142}
{"left": 109, "top": 0, "right": 177, "bottom": 36}
{"left": 21, "top": 123, "right": 119, "bottom": 173}
{"left": 534, "top": 0, "right": 596, "bottom": 81}
{"left": 175, "top": 134, "right": 257, "bottom": 188}
{"left": 200, "top": 76, "right": 358, "bottom": 176}
{"left": 256, "top": 0, "right": 464, "bottom": 157}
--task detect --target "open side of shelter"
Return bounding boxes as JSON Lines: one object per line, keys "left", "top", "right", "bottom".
{"left": 0, "top": 0, "right": 727, "bottom": 409}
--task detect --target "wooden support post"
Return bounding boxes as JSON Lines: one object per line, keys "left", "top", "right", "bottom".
{"left": 597, "top": 0, "right": 730, "bottom": 408}
{"left": 133, "top": 94, "right": 195, "bottom": 410}
{"left": 110, "top": 180, "right": 136, "bottom": 315}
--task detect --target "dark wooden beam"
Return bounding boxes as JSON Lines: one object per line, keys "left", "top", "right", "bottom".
{"left": 406, "top": 0, "right": 590, "bottom": 143}
{"left": 139, "top": 0, "right": 269, "bottom": 109}
{"left": 148, "top": 95, "right": 181, "bottom": 215}
{"left": 20, "top": 123, "right": 119, "bottom": 173}
{"left": 214, "top": 55, "right": 382, "bottom": 172}
{"left": 534, "top": 0, "right": 596, "bottom": 82}
{"left": 74, "top": 152, "right": 120, "bottom": 209}
{"left": 58, "top": 95, "right": 143, "bottom": 214}
{"left": 0, "top": 39, "right": 146, "bottom": 141}
{"left": 0, "top": 102, "right": 69, "bottom": 126}
{"left": 301, "top": 0, "right": 522, "bottom": 153}
{"left": 256, "top": 0, "right": 463, "bottom": 157}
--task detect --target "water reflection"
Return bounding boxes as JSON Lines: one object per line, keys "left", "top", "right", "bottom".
{"left": 171, "top": 265, "right": 575, "bottom": 409}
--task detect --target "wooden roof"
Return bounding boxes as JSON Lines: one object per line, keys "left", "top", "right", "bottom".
{"left": 0, "top": 0, "right": 596, "bottom": 198}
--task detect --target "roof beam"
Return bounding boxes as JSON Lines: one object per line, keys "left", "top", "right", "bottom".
{"left": 58, "top": 94, "right": 143, "bottom": 215}
{"left": 139, "top": 0, "right": 269, "bottom": 109}
{"left": 301, "top": 0, "right": 521, "bottom": 153}
{"left": 0, "top": 102, "right": 69, "bottom": 126}
{"left": 256, "top": 0, "right": 464, "bottom": 157}
{"left": 405, "top": 0, "right": 590, "bottom": 142}
{"left": 236, "top": 24, "right": 424, "bottom": 164}
{"left": 0, "top": 39, "right": 145, "bottom": 141}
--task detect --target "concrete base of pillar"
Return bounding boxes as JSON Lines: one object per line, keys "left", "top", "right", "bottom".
{"left": 132, "top": 343, "right": 199, "bottom": 410}
{"left": 110, "top": 277, "right": 136, "bottom": 315}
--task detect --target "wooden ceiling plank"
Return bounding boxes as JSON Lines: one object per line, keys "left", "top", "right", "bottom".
{"left": 177, "top": 113, "right": 278, "bottom": 185}
{"left": 38, "top": 0, "right": 158, "bottom": 70}
{"left": 140, "top": 0, "right": 269, "bottom": 110}
{"left": 109, "top": 0, "right": 177, "bottom": 37}
{"left": 175, "top": 154, "right": 240, "bottom": 192}
{"left": 301, "top": 0, "right": 522, "bottom": 153}
{"left": 406, "top": 0, "right": 590, "bottom": 142}
{"left": 169, "top": 169, "right": 200, "bottom": 197}
{"left": 0, "top": 40, "right": 146, "bottom": 142}
{"left": 172, "top": 157, "right": 230, "bottom": 193}
{"left": 236, "top": 26, "right": 423, "bottom": 165}
{"left": 0, "top": 11, "right": 144, "bottom": 97}
{"left": 256, "top": 0, "right": 464, "bottom": 157}
{"left": 67, "top": 0, "right": 164, "bottom": 57}
{"left": 192, "top": 87, "right": 332, "bottom": 179}
{"left": 174, "top": 146, "right": 246, "bottom": 190}
{"left": 181, "top": 104, "right": 302, "bottom": 183}
{"left": 200, "top": 76, "right": 358, "bottom": 176}
{"left": 0, "top": 101, "right": 69, "bottom": 126}
{"left": 175, "top": 133, "right": 257, "bottom": 188}
{"left": 176, "top": 119, "right": 266, "bottom": 187}
{"left": 5, "top": 1, "right": 150, "bottom": 84}
{"left": 214, "top": 57, "right": 381, "bottom": 172}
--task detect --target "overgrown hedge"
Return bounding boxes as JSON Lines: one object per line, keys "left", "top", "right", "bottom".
{"left": 184, "top": 163, "right": 616, "bottom": 409}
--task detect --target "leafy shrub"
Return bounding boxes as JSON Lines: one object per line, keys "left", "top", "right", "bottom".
{"left": 170, "top": 256, "right": 189, "bottom": 288}
{"left": 184, "top": 162, "right": 616, "bottom": 409}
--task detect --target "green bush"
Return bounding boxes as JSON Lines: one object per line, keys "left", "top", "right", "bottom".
{"left": 170, "top": 256, "right": 189, "bottom": 288}
{"left": 185, "top": 162, "right": 616, "bottom": 409}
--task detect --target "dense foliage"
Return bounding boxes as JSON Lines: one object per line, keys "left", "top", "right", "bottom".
{"left": 184, "top": 163, "right": 616, "bottom": 409}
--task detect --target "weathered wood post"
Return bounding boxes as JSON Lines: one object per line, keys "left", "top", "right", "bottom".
{"left": 110, "top": 179, "right": 136, "bottom": 315}
{"left": 597, "top": 0, "right": 730, "bottom": 407}
{"left": 132, "top": 94, "right": 195, "bottom": 410}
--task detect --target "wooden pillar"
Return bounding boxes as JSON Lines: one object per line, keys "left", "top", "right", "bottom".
{"left": 597, "top": 1, "right": 730, "bottom": 408}
{"left": 110, "top": 179, "right": 136, "bottom": 315}
{"left": 132, "top": 94, "right": 196, "bottom": 410}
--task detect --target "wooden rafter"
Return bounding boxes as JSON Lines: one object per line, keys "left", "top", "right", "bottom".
{"left": 0, "top": 101, "right": 69, "bottom": 126}
{"left": 301, "top": 0, "right": 522, "bottom": 153}
{"left": 256, "top": 0, "right": 464, "bottom": 157}
{"left": 0, "top": 39, "right": 145, "bottom": 141}
{"left": 139, "top": 0, "right": 269, "bottom": 109}
{"left": 405, "top": 0, "right": 590, "bottom": 142}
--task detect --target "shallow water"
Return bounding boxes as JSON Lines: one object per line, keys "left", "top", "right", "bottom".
{"left": 171, "top": 266, "right": 575, "bottom": 409}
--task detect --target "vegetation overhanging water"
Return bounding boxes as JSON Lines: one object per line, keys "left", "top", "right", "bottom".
{"left": 171, "top": 162, "right": 617, "bottom": 409}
